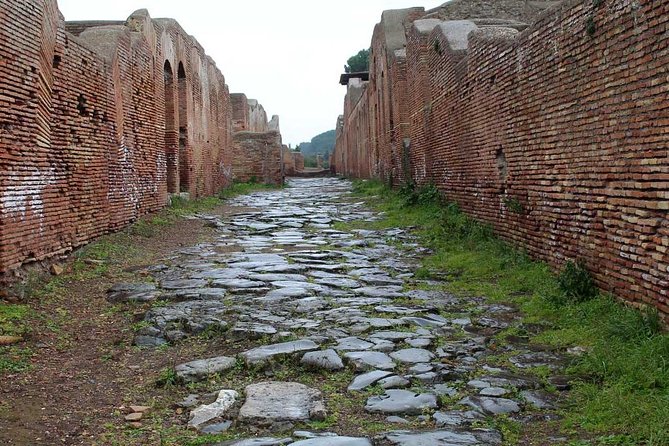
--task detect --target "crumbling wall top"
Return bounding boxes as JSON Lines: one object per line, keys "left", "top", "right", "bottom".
{"left": 426, "top": 0, "right": 562, "bottom": 23}
{"left": 77, "top": 25, "right": 129, "bottom": 61}
{"left": 413, "top": 18, "right": 442, "bottom": 35}
{"left": 379, "top": 8, "right": 426, "bottom": 52}
{"left": 436, "top": 20, "right": 479, "bottom": 52}
{"left": 269, "top": 115, "right": 280, "bottom": 132}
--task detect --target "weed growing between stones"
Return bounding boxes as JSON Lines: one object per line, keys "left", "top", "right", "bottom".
{"left": 349, "top": 178, "right": 669, "bottom": 446}
{"left": 556, "top": 260, "right": 597, "bottom": 304}
{"left": 156, "top": 367, "right": 179, "bottom": 387}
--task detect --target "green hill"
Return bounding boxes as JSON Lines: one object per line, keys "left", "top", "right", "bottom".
{"left": 298, "top": 130, "right": 335, "bottom": 157}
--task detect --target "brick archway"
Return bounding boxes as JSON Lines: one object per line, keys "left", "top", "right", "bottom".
{"left": 164, "top": 60, "right": 178, "bottom": 193}
{"left": 177, "top": 61, "right": 189, "bottom": 193}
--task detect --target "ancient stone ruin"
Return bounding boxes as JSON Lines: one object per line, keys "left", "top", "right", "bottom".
{"left": 0, "top": 0, "right": 284, "bottom": 280}
{"left": 2, "top": 1, "right": 669, "bottom": 444}
{"left": 332, "top": 0, "right": 669, "bottom": 318}
{"left": 230, "top": 94, "right": 284, "bottom": 184}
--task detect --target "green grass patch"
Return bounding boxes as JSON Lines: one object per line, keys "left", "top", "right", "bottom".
{"left": 0, "top": 304, "right": 30, "bottom": 336}
{"left": 0, "top": 304, "right": 33, "bottom": 372}
{"left": 349, "top": 179, "right": 669, "bottom": 446}
{"left": 0, "top": 346, "right": 33, "bottom": 373}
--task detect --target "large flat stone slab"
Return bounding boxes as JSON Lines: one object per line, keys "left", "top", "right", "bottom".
{"left": 381, "top": 429, "right": 482, "bottom": 445}
{"left": 241, "top": 339, "right": 319, "bottom": 365}
{"left": 216, "top": 437, "right": 293, "bottom": 446}
{"left": 344, "top": 351, "right": 395, "bottom": 371}
{"left": 335, "top": 337, "right": 375, "bottom": 351}
{"left": 390, "top": 348, "right": 435, "bottom": 364}
{"left": 175, "top": 356, "right": 236, "bottom": 383}
{"left": 459, "top": 396, "right": 521, "bottom": 415}
{"left": 433, "top": 410, "right": 483, "bottom": 427}
{"left": 347, "top": 370, "right": 393, "bottom": 391}
{"left": 290, "top": 437, "right": 372, "bottom": 445}
{"left": 301, "top": 349, "right": 344, "bottom": 371}
{"left": 365, "top": 390, "right": 438, "bottom": 415}
{"left": 238, "top": 382, "right": 326, "bottom": 424}
{"left": 368, "top": 331, "right": 417, "bottom": 341}
{"left": 230, "top": 322, "right": 278, "bottom": 340}
{"left": 161, "top": 279, "right": 207, "bottom": 290}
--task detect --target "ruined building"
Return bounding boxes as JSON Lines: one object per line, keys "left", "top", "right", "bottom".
{"left": 333, "top": 0, "right": 669, "bottom": 318}
{"left": 0, "top": 0, "right": 284, "bottom": 280}
{"left": 230, "top": 93, "right": 285, "bottom": 184}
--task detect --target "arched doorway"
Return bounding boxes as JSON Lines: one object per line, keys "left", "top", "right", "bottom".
{"left": 177, "top": 62, "right": 189, "bottom": 193}
{"left": 164, "top": 60, "right": 178, "bottom": 193}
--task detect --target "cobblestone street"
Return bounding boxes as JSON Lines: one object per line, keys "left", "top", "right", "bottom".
{"left": 112, "top": 178, "right": 570, "bottom": 445}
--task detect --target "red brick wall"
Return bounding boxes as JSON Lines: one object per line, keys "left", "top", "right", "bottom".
{"left": 0, "top": 1, "right": 272, "bottom": 278}
{"left": 231, "top": 131, "right": 284, "bottom": 185}
{"left": 406, "top": 19, "right": 445, "bottom": 186}
{"left": 333, "top": 0, "right": 669, "bottom": 317}
{"left": 388, "top": 48, "right": 411, "bottom": 187}
{"left": 368, "top": 8, "right": 426, "bottom": 184}
{"left": 334, "top": 80, "right": 372, "bottom": 179}
{"left": 283, "top": 147, "right": 295, "bottom": 175}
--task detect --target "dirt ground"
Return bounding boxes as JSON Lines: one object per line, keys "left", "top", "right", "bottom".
{"left": 0, "top": 209, "right": 231, "bottom": 445}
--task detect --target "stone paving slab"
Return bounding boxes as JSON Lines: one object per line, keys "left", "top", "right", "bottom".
{"left": 238, "top": 381, "right": 326, "bottom": 425}
{"left": 241, "top": 340, "right": 319, "bottom": 365}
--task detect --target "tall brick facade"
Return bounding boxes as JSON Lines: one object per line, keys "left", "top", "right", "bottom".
{"left": 0, "top": 0, "right": 282, "bottom": 278}
{"left": 332, "top": 0, "right": 669, "bottom": 318}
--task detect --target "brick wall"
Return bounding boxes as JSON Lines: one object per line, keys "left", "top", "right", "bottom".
{"left": 231, "top": 131, "right": 284, "bottom": 185}
{"left": 368, "top": 8, "right": 426, "bottom": 184}
{"left": 0, "top": 0, "right": 280, "bottom": 279}
{"left": 230, "top": 92, "right": 282, "bottom": 183}
{"left": 282, "top": 146, "right": 300, "bottom": 176}
{"left": 231, "top": 93, "right": 250, "bottom": 132}
{"left": 231, "top": 94, "right": 270, "bottom": 133}
{"left": 333, "top": 79, "right": 372, "bottom": 178}
{"left": 332, "top": 0, "right": 669, "bottom": 318}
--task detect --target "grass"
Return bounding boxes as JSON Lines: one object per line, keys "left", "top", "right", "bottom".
{"left": 0, "top": 346, "right": 33, "bottom": 373}
{"left": 0, "top": 304, "right": 31, "bottom": 337}
{"left": 0, "top": 304, "right": 33, "bottom": 372}
{"left": 348, "top": 179, "right": 669, "bottom": 446}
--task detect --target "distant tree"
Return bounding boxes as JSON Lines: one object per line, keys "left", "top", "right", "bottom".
{"left": 295, "top": 145, "right": 301, "bottom": 152}
{"left": 304, "top": 155, "right": 317, "bottom": 168}
{"left": 345, "top": 49, "right": 370, "bottom": 73}
{"left": 297, "top": 130, "right": 335, "bottom": 156}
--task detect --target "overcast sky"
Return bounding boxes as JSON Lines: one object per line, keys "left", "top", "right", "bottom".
{"left": 57, "top": 0, "right": 443, "bottom": 146}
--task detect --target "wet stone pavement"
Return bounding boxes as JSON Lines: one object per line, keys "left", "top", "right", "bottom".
{"left": 110, "top": 178, "right": 571, "bottom": 445}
